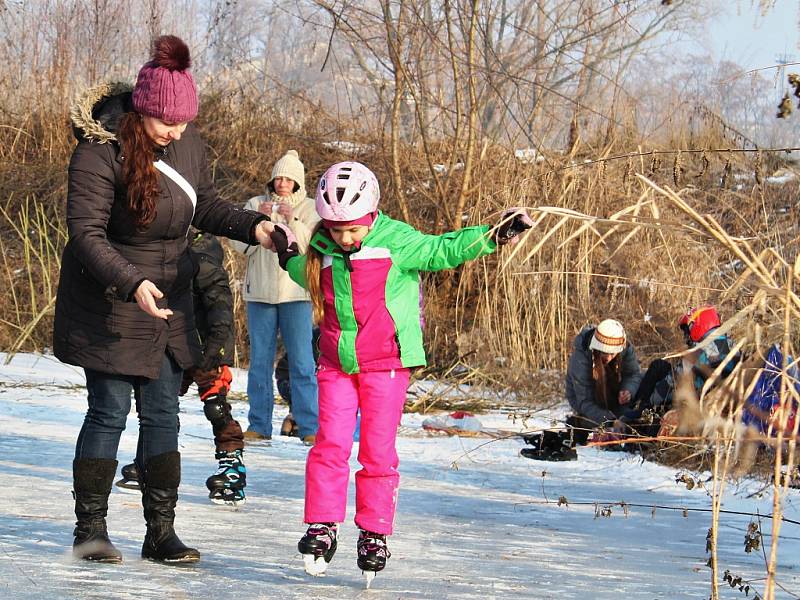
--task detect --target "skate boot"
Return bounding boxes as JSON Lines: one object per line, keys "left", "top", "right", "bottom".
{"left": 298, "top": 522, "right": 338, "bottom": 576}
{"left": 205, "top": 449, "right": 246, "bottom": 505}
{"left": 520, "top": 430, "right": 577, "bottom": 462}
{"left": 115, "top": 462, "right": 141, "bottom": 493}
{"left": 357, "top": 530, "right": 391, "bottom": 588}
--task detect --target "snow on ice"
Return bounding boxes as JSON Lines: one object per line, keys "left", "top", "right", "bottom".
{"left": 1, "top": 352, "right": 799, "bottom": 599}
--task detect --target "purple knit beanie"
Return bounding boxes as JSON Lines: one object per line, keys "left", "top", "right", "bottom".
{"left": 132, "top": 35, "right": 198, "bottom": 123}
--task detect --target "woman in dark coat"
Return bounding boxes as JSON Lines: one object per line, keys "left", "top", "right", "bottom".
{"left": 54, "top": 35, "right": 271, "bottom": 564}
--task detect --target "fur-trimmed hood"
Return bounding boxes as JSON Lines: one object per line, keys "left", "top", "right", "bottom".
{"left": 70, "top": 81, "right": 134, "bottom": 144}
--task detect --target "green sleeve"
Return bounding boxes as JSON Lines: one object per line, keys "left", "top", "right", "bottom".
{"left": 390, "top": 221, "right": 497, "bottom": 271}
{"left": 285, "top": 254, "right": 308, "bottom": 289}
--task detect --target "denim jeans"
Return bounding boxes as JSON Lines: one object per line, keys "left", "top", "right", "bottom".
{"left": 75, "top": 353, "right": 182, "bottom": 463}
{"left": 246, "top": 301, "right": 318, "bottom": 438}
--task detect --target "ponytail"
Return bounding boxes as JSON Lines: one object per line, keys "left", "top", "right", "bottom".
{"left": 305, "top": 223, "right": 325, "bottom": 323}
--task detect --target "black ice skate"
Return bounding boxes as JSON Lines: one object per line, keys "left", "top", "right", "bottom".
{"left": 298, "top": 522, "right": 338, "bottom": 576}
{"left": 357, "top": 530, "right": 391, "bottom": 588}
{"left": 205, "top": 449, "right": 246, "bottom": 505}
{"left": 520, "top": 429, "right": 577, "bottom": 462}
{"left": 114, "top": 462, "right": 141, "bottom": 493}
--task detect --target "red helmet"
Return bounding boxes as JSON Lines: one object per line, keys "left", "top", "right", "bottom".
{"left": 678, "top": 305, "right": 721, "bottom": 343}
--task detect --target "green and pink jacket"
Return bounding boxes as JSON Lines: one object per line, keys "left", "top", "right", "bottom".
{"left": 285, "top": 212, "right": 496, "bottom": 374}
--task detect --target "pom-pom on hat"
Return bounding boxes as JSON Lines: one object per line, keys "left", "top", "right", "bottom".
{"left": 132, "top": 35, "right": 198, "bottom": 124}
{"left": 270, "top": 150, "right": 306, "bottom": 193}
{"left": 589, "top": 319, "right": 627, "bottom": 355}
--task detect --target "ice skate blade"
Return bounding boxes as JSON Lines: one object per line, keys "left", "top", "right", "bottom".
{"left": 114, "top": 479, "right": 140, "bottom": 494}
{"left": 209, "top": 496, "right": 246, "bottom": 507}
{"left": 302, "top": 553, "right": 328, "bottom": 576}
{"left": 363, "top": 570, "right": 376, "bottom": 589}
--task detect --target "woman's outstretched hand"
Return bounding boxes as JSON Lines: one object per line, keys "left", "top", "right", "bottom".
{"left": 255, "top": 220, "right": 276, "bottom": 250}
{"left": 134, "top": 280, "right": 173, "bottom": 320}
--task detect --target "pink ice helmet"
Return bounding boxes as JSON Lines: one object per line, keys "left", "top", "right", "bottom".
{"left": 315, "top": 162, "right": 380, "bottom": 222}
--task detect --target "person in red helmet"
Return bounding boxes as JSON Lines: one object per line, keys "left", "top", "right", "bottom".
{"left": 678, "top": 305, "right": 739, "bottom": 394}
{"left": 623, "top": 305, "right": 739, "bottom": 431}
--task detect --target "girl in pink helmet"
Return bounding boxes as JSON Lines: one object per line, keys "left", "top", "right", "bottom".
{"left": 263, "top": 161, "right": 531, "bottom": 582}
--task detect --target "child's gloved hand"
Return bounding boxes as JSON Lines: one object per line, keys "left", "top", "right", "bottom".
{"left": 494, "top": 208, "right": 533, "bottom": 245}
{"left": 270, "top": 224, "right": 300, "bottom": 269}
{"left": 179, "top": 370, "right": 193, "bottom": 397}
{"left": 192, "top": 367, "right": 220, "bottom": 390}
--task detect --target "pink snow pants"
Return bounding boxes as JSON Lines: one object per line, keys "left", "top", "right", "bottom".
{"left": 304, "top": 365, "right": 410, "bottom": 535}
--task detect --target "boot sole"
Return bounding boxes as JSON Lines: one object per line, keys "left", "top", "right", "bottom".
{"left": 78, "top": 555, "right": 123, "bottom": 564}
{"left": 142, "top": 554, "right": 200, "bottom": 564}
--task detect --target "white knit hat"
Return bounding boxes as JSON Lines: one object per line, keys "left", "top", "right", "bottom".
{"left": 270, "top": 150, "right": 305, "bottom": 192}
{"left": 589, "top": 319, "right": 627, "bottom": 354}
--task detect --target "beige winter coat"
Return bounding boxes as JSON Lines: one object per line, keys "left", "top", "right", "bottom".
{"left": 230, "top": 189, "right": 320, "bottom": 303}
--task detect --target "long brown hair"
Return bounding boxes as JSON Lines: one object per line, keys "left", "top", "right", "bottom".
{"left": 118, "top": 112, "right": 160, "bottom": 228}
{"left": 305, "top": 222, "right": 325, "bottom": 323}
{"left": 592, "top": 350, "right": 622, "bottom": 410}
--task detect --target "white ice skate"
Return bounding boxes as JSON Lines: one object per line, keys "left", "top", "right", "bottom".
{"left": 298, "top": 523, "right": 338, "bottom": 577}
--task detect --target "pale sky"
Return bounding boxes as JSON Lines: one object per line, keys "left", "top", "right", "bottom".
{"left": 707, "top": 0, "right": 798, "bottom": 75}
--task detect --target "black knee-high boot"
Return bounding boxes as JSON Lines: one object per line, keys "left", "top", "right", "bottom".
{"left": 72, "top": 458, "right": 123, "bottom": 563}
{"left": 140, "top": 451, "right": 200, "bottom": 563}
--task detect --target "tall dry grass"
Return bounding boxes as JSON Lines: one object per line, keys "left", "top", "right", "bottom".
{"left": 0, "top": 92, "right": 796, "bottom": 377}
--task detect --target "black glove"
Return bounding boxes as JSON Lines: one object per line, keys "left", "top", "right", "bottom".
{"left": 494, "top": 208, "right": 534, "bottom": 245}
{"left": 270, "top": 224, "right": 300, "bottom": 270}
{"left": 199, "top": 347, "right": 223, "bottom": 372}
{"left": 179, "top": 370, "right": 193, "bottom": 397}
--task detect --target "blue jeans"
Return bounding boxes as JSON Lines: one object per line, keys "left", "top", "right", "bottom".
{"left": 75, "top": 353, "right": 182, "bottom": 463}
{"left": 246, "top": 301, "right": 318, "bottom": 438}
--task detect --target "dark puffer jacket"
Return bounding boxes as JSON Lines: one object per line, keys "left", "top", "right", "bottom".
{"left": 189, "top": 231, "right": 234, "bottom": 371}
{"left": 565, "top": 326, "right": 642, "bottom": 425}
{"left": 53, "top": 82, "right": 265, "bottom": 379}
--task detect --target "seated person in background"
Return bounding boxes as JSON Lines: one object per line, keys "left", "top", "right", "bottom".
{"left": 679, "top": 305, "right": 739, "bottom": 394}
{"left": 624, "top": 305, "right": 739, "bottom": 439}
{"left": 565, "top": 318, "right": 642, "bottom": 442}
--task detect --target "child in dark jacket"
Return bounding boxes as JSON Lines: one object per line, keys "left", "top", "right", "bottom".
{"left": 117, "top": 231, "right": 247, "bottom": 504}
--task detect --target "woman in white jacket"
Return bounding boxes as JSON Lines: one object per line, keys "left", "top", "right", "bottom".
{"left": 231, "top": 150, "right": 319, "bottom": 444}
